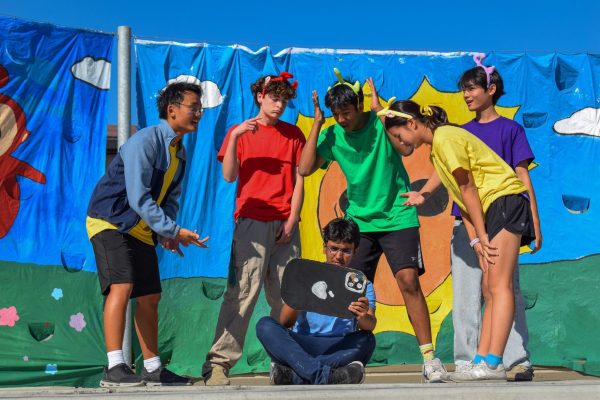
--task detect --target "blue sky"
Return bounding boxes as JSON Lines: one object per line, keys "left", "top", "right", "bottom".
{"left": 3, "top": 0, "right": 600, "bottom": 123}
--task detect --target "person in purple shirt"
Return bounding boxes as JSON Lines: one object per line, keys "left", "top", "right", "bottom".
{"left": 402, "top": 57, "right": 542, "bottom": 381}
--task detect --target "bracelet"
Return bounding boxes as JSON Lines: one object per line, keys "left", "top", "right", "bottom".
{"left": 469, "top": 238, "right": 480, "bottom": 248}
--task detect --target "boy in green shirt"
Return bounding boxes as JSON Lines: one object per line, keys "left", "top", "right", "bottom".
{"left": 298, "top": 71, "right": 446, "bottom": 382}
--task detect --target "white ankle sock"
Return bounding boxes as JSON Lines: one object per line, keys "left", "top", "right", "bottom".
{"left": 143, "top": 356, "right": 162, "bottom": 373}
{"left": 107, "top": 350, "right": 125, "bottom": 369}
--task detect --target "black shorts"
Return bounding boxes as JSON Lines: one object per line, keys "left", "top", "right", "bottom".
{"left": 348, "top": 227, "right": 425, "bottom": 282}
{"left": 90, "top": 230, "right": 161, "bottom": 298}
{"left": 486, "top": 194, "right": 535, "bottom": 247}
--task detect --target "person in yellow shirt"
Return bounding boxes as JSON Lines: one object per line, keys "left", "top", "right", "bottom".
{"left": 378, "top": 100, "right": 535, "bottom": 382}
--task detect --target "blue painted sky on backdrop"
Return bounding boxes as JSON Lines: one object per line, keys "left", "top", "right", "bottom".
{"left": 3, "top": 0, "right": 600, "bottom": 123}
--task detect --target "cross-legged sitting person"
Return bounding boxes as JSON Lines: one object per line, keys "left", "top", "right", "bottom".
{"left": 256, "top": 218, "right": 376, "bottom": 385}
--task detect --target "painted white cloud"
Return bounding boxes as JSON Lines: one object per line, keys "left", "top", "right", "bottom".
{"left": 165, "top": 75, "right": 224, "bottom": 109}
{"left": 554, "top": 107, "right": 600, "bottom": 137}
{"left": 70, "top": 57, "right": 111, "bottom": 90}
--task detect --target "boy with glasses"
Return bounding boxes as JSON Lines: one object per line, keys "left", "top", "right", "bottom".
{"left": 87, "top": 82, "right": 208, "bottom": 387}
{"left": 203, "top": 72, "right": 305, "bottom": 385}
{"left": 256, "top": 218, "right": 376, "bottom": 385}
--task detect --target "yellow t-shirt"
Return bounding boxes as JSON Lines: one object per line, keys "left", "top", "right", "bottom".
{"left": 430, "top": 125, "right": 526, "bottom": 215}
{"left": 86, "top": 143, "right": 181, "bottom": 245}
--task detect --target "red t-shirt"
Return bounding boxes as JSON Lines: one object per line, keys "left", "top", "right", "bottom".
{"left": 217, "top": 120, "right": 306, "bottom": 221}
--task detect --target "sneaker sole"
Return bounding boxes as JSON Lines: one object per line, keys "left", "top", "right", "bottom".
{"left": 100, "top": 380, "right": 145, "bottom": 388}
{"left": 144, "top": 381, "right": 193, "bottom": 387}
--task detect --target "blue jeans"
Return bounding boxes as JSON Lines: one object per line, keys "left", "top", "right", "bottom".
{"left": 451, "top": 220, "right": 531, "bottom": 369}
{"left": 256, "top": 316, "right": 375, "bottom": 384}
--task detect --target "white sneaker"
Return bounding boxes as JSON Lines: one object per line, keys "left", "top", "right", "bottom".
{"left": 449, "top": 362, "right": 507, "bottom": 382}
{"left": 441, "top": 361, "right": 474, "bottom": 381}
{"left": 422, "top": 358, "right": 446, "bottom": 383}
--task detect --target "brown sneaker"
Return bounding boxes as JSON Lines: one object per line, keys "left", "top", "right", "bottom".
{"left": 205, "top": 365, "right": 230, "bottom": 386}
{"left": 506, "top": 364, "right": 534, "bottom": 381}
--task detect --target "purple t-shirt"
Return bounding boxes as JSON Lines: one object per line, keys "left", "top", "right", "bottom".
{"left": 451, "top": 116, "right": 535, "bottom": 217}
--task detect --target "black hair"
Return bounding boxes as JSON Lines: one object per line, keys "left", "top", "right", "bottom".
{"left": 322, "top": 218, "right": 360, "bottom": 248}
{"left": 157, "top": 82, "right": 203, "bottom": 119}
{"left": 383, "top": 100, "right": 450, "bottom": 132}
{"left": 324, "top": 81, "right": 364, "bottom": 111}
{"left": 250, "top": 75, "right": 297, "bottom": 106}
{"left": 458, "top": 66, "right": 505, "bottom": 105}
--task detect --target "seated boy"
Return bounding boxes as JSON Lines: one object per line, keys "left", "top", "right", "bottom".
{"left": 256, "top": 218, "right": 376, "bottom": 385}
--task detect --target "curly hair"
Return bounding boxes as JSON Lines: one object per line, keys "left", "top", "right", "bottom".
{"left": 250, "top": 75, "right": 297, "bottom": 106}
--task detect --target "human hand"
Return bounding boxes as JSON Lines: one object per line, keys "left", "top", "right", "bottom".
{"left": 161, "top": 237, "right": 184, "bottom": 257}
{"left": 348, "top": 297, "right": 369, "bottom": 319}
{"left": 312, "top": 90, "right": 325, "bottom": 127}
{"left": 530, "top": 225, "right": 543, "bottom": 254}
{"left": 474, "top": 235, "right": 498, "bottom": 272}
{"left": 366, "top": 77, "right": 382, "bottom": 112}
{"left": 400, "top": 191, "right": 426, "bottom": 206}
{"left": 275, "top": 218, "right": 297, "bottom": 244}
{"left": 231, "top": 117, "right": 260, "bottom": 137}
{"left": 176, "top": 228, "right": 210, "bottom": 249}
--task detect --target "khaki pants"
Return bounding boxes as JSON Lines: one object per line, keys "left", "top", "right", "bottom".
{"left": 203, "top": 218, "right": 301, "bottom": 375}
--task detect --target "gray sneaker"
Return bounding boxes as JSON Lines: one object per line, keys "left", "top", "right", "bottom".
{"left": 269, "top": 362, "right": 294, "bottom": 385}
{"left": 422, "top": 358, "right": 446, "bottom": 383}
{"left": 449, "top": 362, "right": 507, "bottom": 382}
{"left": 327, "top": 361, "right": 365, "bottom": 384}
{"left": 99, "top": 363, "right": 144, "bottom": 387}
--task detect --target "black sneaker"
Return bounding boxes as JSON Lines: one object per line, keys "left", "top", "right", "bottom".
{"left": 142, "top": 366, "right": 193, "bottom": 386}
{"left": 269, "top": 362, "right": 294, "bottom": 385}
{"left": 99, "top": 363, "right": 144, "bottom": 387}
{"left": 327, "top": 361, "right": 365, "bottom": 384}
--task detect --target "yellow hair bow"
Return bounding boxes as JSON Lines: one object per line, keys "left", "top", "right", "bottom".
{"left": 327, "top": 67, "right": 361, "bottom": 94}
{"left": 420, "top": 105, "right": 433, "bottom": 117}
{"left": 376, "top": 97, "right": 414, "bottom": 119}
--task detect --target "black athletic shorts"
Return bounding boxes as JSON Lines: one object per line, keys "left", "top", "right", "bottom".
{"left": 348, "top": 227, "right": 425, "bottom": 282}
{"left": 486, "top": 194, "right": 535, "bottom": 247}
{"left": 90, "top": 230, "right": 161, "bottom": 298}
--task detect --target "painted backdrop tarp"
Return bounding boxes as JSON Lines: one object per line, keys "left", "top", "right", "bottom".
{"left": 135, "top": 41, "right": 600, "bottom": 378}
{"left": 0, "top": 17, "right": 112, "bottom": 386}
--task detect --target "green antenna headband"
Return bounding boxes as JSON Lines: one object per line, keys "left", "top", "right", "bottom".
{"left": 327, "top": 67, "right": 360, "bottom": 94}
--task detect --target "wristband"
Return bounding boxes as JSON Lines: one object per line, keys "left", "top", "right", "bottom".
{"left": 469, "top": 238, "right": 480, "bottom": 248}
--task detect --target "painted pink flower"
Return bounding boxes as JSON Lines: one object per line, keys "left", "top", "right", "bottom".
{"left": 69, "top": 312, "right": 86, "bottom": 332}
{"left": 0, "top": 306, "right": 19, "bottom": 327}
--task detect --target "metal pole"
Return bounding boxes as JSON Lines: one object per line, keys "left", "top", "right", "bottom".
{"left": 117, "top": 25, "right": 133, "bottom": 368}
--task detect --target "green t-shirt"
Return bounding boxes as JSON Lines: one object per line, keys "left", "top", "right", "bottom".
{"left": 317, "top": 112, "right": 419, "bottom": 232}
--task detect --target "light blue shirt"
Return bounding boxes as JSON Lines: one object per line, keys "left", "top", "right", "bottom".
{"left": 293, "top": 280, "right": 376, "bottom": 337}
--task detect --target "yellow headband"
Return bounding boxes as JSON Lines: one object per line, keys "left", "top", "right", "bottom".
{"left": 420, "top": 105, "right": 433, "bottom": 117}
{"left": 376, "top": 98, "right": 435, "bottom": 120}
{"left": 376, "top": 97, "right": 414, "bottom": 119}
{"left": 327, "top": 67, "right": 361, "bottom": 94}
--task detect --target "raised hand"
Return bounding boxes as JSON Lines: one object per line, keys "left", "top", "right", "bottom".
{"left": 366, "top": 77, "right": 383, "bottom": 112}
{"left": 312, "top": 90, "right": 325, "bottom": 126}
{"left": 231, "top": 116, "right": 260, "bottom": 138}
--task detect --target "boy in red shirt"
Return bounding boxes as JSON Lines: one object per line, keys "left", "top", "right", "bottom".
{"left": 203, "top": 73, "right": 305, "bottom": 385}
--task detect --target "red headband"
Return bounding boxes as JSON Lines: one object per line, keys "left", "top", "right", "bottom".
{"left": 261, "top": 72, "right": 298, "bottom": 97}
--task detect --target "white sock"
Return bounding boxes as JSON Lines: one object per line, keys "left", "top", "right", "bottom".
{"left": 107, "top": 350, "right": 125, "bottom": 369}
{"left": 143, "top": 356, "right": 162, "bottom": 373}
